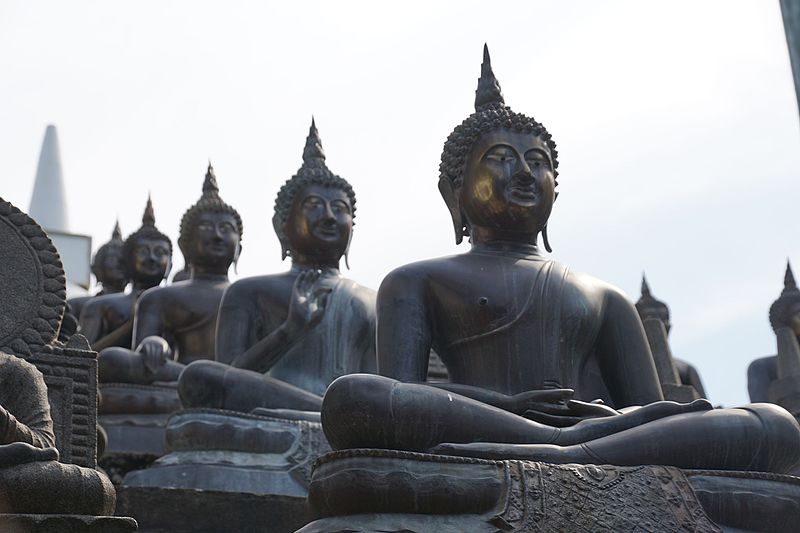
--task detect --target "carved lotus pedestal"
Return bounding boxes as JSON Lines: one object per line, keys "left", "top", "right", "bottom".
{"left": 116, "top": 408, "right": 330, "bottom": 532}
{"left": 298, "top": 450, "right": 800, "bottom": 533}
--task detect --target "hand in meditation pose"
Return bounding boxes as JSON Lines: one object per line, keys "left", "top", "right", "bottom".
{"left": 178, "top": 119, "right": 376, "bottom": 413}
{"left": 79, "top": 198, "right": 172, "bottom": 352}
{"left": 0, "top": 352, "right": 59, "bottom": 468}
{"left": 98, "top": 164, "right": 243, "bottom": 384}
{"left": 320, "top": 46, "right": 800, "bottom": 474}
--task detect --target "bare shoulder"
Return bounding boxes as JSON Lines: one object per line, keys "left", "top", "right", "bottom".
{"left": 223, "top": 273, "right": 293, "bottom": 306}
{"left": 81, "top": 291, "right": 128, "bottom": 315}
{"left": 562, "top": 268, "right": 632, "bottom": 314}
{"left": 379, "top": 255, "right": 461, "bottom": 297}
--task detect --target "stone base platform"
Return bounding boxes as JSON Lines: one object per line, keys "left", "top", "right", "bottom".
{"left": 299, "top": 449, "right": 800, "bottom": 533}
{"left": 122, "top": 409, "right": 330, "bottom": 496}
{"left": 0, "top": 514, "right": 137, "bottom": 533}
{"left": 116, "top": 486, "right": 309, "bottom": 533}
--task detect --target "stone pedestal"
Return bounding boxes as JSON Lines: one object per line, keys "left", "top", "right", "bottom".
{"left": 122, "top": 408, "right": 330, "bottom": 496}
{"left": 116, "top": 486, "right": 309, "bottom": 533}
{"left": 299, "top": 449, "right": 800, "bottom": 533}
{"left": 98, "top": 383, "right": 180, "bottom": 483}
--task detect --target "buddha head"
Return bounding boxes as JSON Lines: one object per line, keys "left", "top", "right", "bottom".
{"left": 91, "top": 220, "right": 127, "bottom": 293}
{"left": 273, "top": 119, "right": 356, "bottom": 268}
{"left": 178, "top": 164, "right": 243, "bottom": 277}
{"left": 635, "top": 275, "right": 672, "bottom": 334}
{"left": 122, "top": 196, "right": 172, "bottom": 286}
{"left": 769, "top": 262, "right": 800, "bottom": 338}
{"left": 439, "top": 45, "right": 560, "bottom": 249}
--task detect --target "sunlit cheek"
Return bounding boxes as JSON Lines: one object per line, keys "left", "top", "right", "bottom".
{"left": 475, "top": 181, "right": 493, "bottom": 201}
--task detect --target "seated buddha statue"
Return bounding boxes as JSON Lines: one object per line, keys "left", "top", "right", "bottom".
{"left": 635, "top": 274, "right": 707, "bottom": 398}
{"left": 98, "top": 164, "right": 243, "bottom": 385}
{"left": 178, "top": 119, "right": 376, "bottom": 414}
{"left": 748, "top": 262, "right": 800, "bottom": 419}
{"left": 79, "top": 197, "right": 172, "bottom": 351}
{"left": 68, "top": 220, "right": 128, "bottom": 321}
{"left": 319, "top": 46, "right": 800, "bottom": 474}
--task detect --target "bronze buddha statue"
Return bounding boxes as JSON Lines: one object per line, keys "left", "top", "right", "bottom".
{"left": 79, "top": 197, "right": 172, "bottom": 351}
{"left": 319, "top": 46, "right": 800, "bottom": 474}
{"left": 98, "top": 164, "right": 243, "bottom": 384}
{"left": 178, "top": 119, "right": 376, "bottom": 413}
{"left": 636, "top": 275, "right": 707, "bottom": 398}
{"left": 68, "top": 220, "right": 128, "bottom": 320}
{"left": 748, "top": 263, "right": 800, "bottom": 418}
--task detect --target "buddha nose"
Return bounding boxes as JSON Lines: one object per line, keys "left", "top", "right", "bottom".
{"left": 322, "top": 203, "right": 336, "bottom": 222}
{"left": 514, "top": 157, "right": 534, "bottom": 181}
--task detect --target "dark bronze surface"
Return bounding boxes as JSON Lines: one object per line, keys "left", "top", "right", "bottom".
{"left": 178, "top": 119, "right": 375, "bottom": 413}
{"left": 319, "top": 45, "right": 800, "bottom": 475}
{"left": 79, "top": 197, "right": 172, "bottom": 351}
{"left": 97, "top": 164, "right": 242, "bottom": 385}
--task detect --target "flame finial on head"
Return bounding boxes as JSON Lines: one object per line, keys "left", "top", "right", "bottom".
{"left": 641, "top": 274, "right": 652, "bottom": 298}
{"left": 142, "top": 194, "right": 156, "bottom": 227}
{"left": 475, "top": 44, "right": 505, "bottom": 110}
{"left": 203, "top": 161, "right": 220, "bottom": 196}
{"left": 112, "top": 219, "right": 122, "bottom": 241}
{"left": 302, "top": 116, "right": 327, "bottom": 168}
{"left": 784, "top": 260, "right": 797, "bottom": 292}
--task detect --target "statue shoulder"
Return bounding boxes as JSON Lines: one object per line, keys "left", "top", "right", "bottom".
{"left": 379, "top": 257, "right": 457, "bottom": 296}
{"left": 223, "top": 274, "right": 293, "bottom": 307}
{"left": 0, "top": 352, "right": 46, "bottom": 393}
{"left": 560, "top": 268, "right": 633, "bottom": 316}
{"left": 136, "top": 284, "right": 171, "bottom": 309}
{"left": 80, "top": 291, "right": 125, "bottom": 316}
{"left": 336, "top": 278, "right": 377, "bottom": 314}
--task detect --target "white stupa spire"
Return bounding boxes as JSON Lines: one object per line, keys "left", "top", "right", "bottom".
{"left": 29, "top": 124, "right": 69, "bottom": 232}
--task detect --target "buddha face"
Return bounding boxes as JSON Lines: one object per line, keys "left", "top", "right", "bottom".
{"left": 130, "top": 237, "right": 171, "bottom": 284}
{"left": 96, "top": 247, "right": 126, "bottom": 288}
{"left": 188, "top": 211, "right": 241, "bottom": 269}
{"left": 461, "top": 129, "right": 555, "bottom": 236}
{"left": 285, "top": 184, "right": 353, "bottom": 263}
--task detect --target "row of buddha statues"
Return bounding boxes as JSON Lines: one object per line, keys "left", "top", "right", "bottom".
{"left": 0, "top": 44, "right": 781, "bottom": 530}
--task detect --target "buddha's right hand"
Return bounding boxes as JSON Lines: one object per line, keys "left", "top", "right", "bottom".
{"left": 508, "top": 390, "right": 620, "bottom": 427}
{"left": 285, "top": 269, "right": 332, "bottom": 334}
{"left": 136, "top": 336, "right": 172, "bottom": 375}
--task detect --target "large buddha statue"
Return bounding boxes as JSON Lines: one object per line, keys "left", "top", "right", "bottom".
{"left": 68, "top": 220, "right": 128, "bottom": 320}
{"left": 319, "top": 46, "right": 800, "bottom": 474}
{"left": 79, "top": 197, "right": 172, "bottom": 351}
{"left": 98, "top": 164, "right": 243, "bottom": 384}
{"left": 636, "top": 275, "right": 707, "bottom": 398}
{"left": 178, "top": 119, "right": 376, "bottom": 413}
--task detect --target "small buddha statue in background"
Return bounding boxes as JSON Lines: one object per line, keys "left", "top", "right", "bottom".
{"left": 635, "top": 275, "right": 707, "bottom": 399}
{"left": 748, "top": 262, "right": 800, "bottom": 421}
{"left": 98, "top": 164, "right": 243, "bottom": 384}
{"left": 178, "top": 119, "right": 376, "bottom": 413}
{"left": 79, "top": 198, "right": 172, "bottom": 351}
{"left": 68, "top": 220, "right": 128, "bottom": 321}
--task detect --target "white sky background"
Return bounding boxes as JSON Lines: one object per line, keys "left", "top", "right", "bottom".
{"left": 1, "top": 0, "right": 799, "bottom": 407}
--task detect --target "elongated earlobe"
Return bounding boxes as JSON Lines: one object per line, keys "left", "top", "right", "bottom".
{"left": 542, "top": 225, "right": 553, "bottom": 253}
{"left": 233, "top": 243, "right": 242, "bottom": 274}
{"left": 343, "top": 230, "right": 353, "bottom": 270}
{"left": 438, "top": 178, "right": 465, "bottom": 245}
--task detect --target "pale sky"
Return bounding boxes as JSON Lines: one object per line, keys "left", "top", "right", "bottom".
{"left": 2, "top": 1, "right": 799, "bottom": 407}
